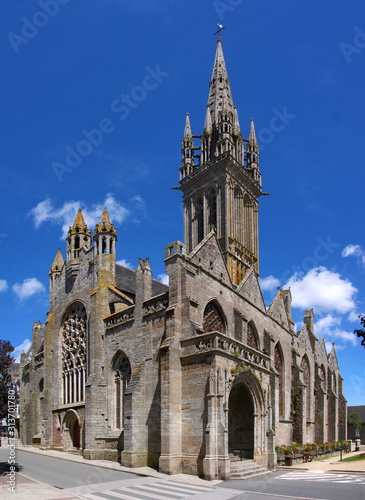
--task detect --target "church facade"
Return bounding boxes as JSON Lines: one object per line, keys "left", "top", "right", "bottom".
{"left": 20, "top": 40, "right": 346, "bottom": 480}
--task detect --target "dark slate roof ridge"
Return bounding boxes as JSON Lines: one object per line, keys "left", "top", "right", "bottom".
{"left": 348, "top": 405, "right": 365, "bottom": 420}
{"left": 115, "top": 262, "right": 169, "bottom": 296}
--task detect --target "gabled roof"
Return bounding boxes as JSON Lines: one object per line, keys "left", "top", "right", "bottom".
{"left": 237, "top": 267, "right": 266, "bottom": 312}
{"left": 188, "top": 232, "right": 232, "bottom": 287}
{"left": 115, "top": 264, "right": 168, "bottom": 297}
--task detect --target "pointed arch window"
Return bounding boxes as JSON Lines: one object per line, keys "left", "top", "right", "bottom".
{"left": 62, "top": 303, "right": 87, "bottom": 405}
{"left": 196, "top": 195, "right": 204, "bottom": 244}
{"left": 233, "top": 187, "right": 243, "bottom": 242}
{"left": 247, "top": 322, "right": 259, "bottom": 350}
{"left": 244, "top": 194, "right": 252, "bottom": 252}
{"left": 301, "top": 356, "right": 310, "bottom": 421}
{"left": 113, "top": 353, "right": 131, "bottom": 430}
{"left": 203, "top": 301, "right": 225, "bottom": 334}
{"left": 320, "top": 364, "right": 326, "bottom": 392}
{"left": 207, "top": 187, "right": 217, "bottom": 232}
{"left": 274, "top": 343, "right": 284, "bottom": 417}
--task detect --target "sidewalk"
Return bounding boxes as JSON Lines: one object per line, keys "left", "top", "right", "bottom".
{"left": 1, "top": 442, "right": 222, "bottom": 500}
{"left": 287, "top": 445, "right": 365, "bottom": 474}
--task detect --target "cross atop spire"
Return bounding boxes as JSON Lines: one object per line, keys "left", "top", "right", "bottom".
{"left": 213, "top": 23, "right": 226, "bottom": 41}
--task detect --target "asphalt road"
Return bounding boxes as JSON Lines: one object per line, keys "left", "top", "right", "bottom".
{"left": 0, "top": 447, "right": 138, "bottom": 489}
{"left": 0, "top": 447, "right": 364, "bottom": 500}
{"left": 219, "top": 470, "right": 365, "bottom": 500}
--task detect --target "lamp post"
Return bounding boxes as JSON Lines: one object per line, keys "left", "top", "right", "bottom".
{"left": 340, "top": 419, "right": 343, "bottom": 461}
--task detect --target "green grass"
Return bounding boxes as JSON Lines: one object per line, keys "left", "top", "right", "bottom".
{"left": 341, "top": 453, "right": 365, "bottom": 462}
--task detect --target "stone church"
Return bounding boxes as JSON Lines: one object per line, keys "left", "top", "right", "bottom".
{"left": 20, "top": 39, "right": 346, "bottom": 479}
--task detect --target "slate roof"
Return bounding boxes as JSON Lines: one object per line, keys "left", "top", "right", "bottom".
{"left": 115, "top": 264, "right": 168, "bottom": 297}
{"left": 348, "top": 405, "right": 365, "bottom": 422}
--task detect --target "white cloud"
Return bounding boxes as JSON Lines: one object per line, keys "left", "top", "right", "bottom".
{"left": 260, "top": 275, "right": 280, "bottom": 291}
{"left": 342, "top": 244, "right": 365, "bottom": 265}
{"left": 325, "top": 341, "right": 346, "bottom": 352}
{"left": 0, "top": 279, "right": 8, "bottom": 292}
{"left": 116, "top": 258, "right": 134, "bottom": 269}
{"left": 28, "top": 193, "right": 135, "bottom": 239}
{"left": 13, "top": 339, "right": 32, "bottom": 362}
{"left": 12, "top": 278, "right": 45, "bottom": 300}
{"left": 315, "top": 314, "right": 357, "bottom": 347}
{"left": 348, "top": 311, "right": 361, "bottom": 323}
{"left": 284, "top": 266, "right": 357, "bottom": 314}
{"left": 157, "top": 273, "right": 169, "bottom": 285}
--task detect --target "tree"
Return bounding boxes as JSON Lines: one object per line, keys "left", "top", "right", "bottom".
{"left": 354, "top": 314, "right": 365, "bottom": 348}
{"left": 0, "top": 339, "right": 16, "bottom": 420}
{"left": 349, "top": 412, "right": 362, "bottom": 439}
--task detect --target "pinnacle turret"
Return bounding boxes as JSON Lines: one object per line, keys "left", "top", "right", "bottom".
{"left": 71, "top": 208, "right": 88, "bottom": 233}
{"left": 50, "top": 248, "right": 64, "bottom": 273}
{"left": 94, "top": 207, "right": 117, "bottom": 236}
{"left": 249, "top": 118, "right": 258, "bottom": 145}
{"left": 66, "top": 209, "right": 92, "bottom": 262}
{"left": 183, "top": 113, "right": 192, "bottom": 140}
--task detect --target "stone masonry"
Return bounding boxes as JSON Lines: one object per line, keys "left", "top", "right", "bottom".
{"left": 19, "top": 39, "right": 346, "bottom": 480}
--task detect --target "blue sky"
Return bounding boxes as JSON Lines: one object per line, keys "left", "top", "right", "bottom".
{"left": 1, "top": 0, "right": 365, "bottom": 406}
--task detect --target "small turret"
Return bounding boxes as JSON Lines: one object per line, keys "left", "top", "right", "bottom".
{"left": 66, "top": 209, "right": 91, "bottom": 282}
{"left": 93, "top": 207, "right": 117, "bottom": 274}
{"left": 180, "top": 113, "right": 195, "bottom": 181}
{"left": 245, "top": 118, "right": 261, "bottom": 184}
{"left": 49, "top": 248, "right": 64, "bottom": 292}
{"left": 304, "top": 309, "right": 314, "bottom": 332}
{"left": 66, "top": 209, "right": 92, "bottom": 261}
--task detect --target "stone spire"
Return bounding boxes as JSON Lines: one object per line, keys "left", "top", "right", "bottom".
{"left": 50, "top": 248, "right": 64, "bottom": 273}
{"left": 94, "top": 207, "right": 116, "bottom": 236}
{"left": 180, "top": 113, "right": 195, "bottom": 181}
{"left": 178, "top": 39, "right": 263, "bottom": 285}
{"left": 71, "top": 208, "right": 88, "bottom": 233}
{"left": 204, "top": 106, "right": 212, "bottom": 133}
{"left": 246, "top": 118, "right": 260, "bottom": 175}
{"left": 207, "top": 38, "right": 235, "bottom": 125}
{"left": 249, "top": 118, "right": 258, "bottom": 145}
{"left": 183, "top": 113, "right": 192, "bottom": 140}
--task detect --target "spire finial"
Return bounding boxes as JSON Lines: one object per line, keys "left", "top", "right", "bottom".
{"left": 213, "top": 23, "right": 225, "bottom": 41}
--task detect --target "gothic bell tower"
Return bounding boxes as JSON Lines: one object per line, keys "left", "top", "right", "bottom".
{"left": 179, "top": 38, "right": 262, "bottom": 286}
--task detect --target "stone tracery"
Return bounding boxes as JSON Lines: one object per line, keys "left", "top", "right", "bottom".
{"left": 62, "top": 303, "right": 86, "bottom": 405}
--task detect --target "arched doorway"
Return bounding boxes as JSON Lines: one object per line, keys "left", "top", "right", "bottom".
{"left": 63, "top": 410, "right": 81, "bottom": 450}
{"left": 228, "top": 383, "right": 254, "bottom": 459}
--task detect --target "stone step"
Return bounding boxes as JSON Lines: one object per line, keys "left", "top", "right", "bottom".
{"left": 229, "top": 457, "right": 270, "bottom": 479}
{"left": 230, "top": 469, "right": 271, "bottom": 480}
{"left": 230, "top": 463, "right": 263, "bottom": 472}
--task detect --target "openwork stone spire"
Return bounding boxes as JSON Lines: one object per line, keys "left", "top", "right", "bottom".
{"left": 207, "top": 38, "right": 235, "bottom": 126}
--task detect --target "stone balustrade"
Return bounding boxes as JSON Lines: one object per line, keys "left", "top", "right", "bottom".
{"left": 143, "top": 293, "right": 169, "bottom": 317}
{"left": 105, "top": 306, "right": 135, "bottom": 329}
{"left": 181, "top": 331, "right": 272, "bottom": 372}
